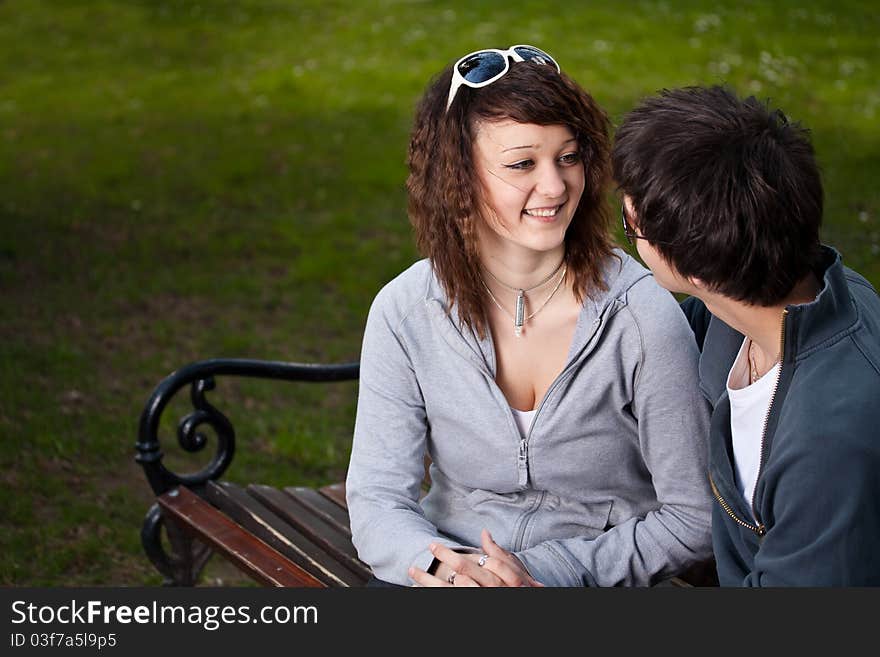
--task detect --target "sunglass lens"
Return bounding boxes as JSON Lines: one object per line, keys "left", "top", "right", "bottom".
{"left": 512, "top": 46, "right": 559, "bottom": 71}
{"left": 457, "top": 51, "right": 507, "bottom": 83}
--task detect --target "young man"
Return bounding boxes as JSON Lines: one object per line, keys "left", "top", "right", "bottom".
{"left": 612, "top": 85, "right": 880, "bottom": 586}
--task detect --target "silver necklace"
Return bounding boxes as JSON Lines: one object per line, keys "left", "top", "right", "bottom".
{"left": 481, "top": 263, "right": 568, "bottom": 337}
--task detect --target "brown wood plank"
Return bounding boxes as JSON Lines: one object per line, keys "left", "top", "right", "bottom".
{"left": 423, "top": 454, "right": 432, "bottom": 489}
{"left": 157, "top": 486, "right": 322, "bottom": 587}
{"left": 318, "top": 482, "right": 348, "bottom": 510}
{"left": 283, "top": 486, "right": 352, "bottom": 536}
{"left": 318, "top": 479, "right": 426, "bottom": 512}
{"left": 206, "top": 482, "right": 366, "bottom": 587}
{"left": 248, "top": 484, "right": 372, "bottom": 581}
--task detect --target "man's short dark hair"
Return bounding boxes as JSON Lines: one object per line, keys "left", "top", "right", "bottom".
{"left": 612, "top": 85, "right": 823, "bottom": 306}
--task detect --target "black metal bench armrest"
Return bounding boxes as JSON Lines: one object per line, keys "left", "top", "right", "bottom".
{"left": 135, "top": 358, "right": 359, "bottom": 497}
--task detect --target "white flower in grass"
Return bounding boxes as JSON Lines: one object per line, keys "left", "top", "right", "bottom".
{"left": 694, "top": 14, "right": 721, "bottom": 33}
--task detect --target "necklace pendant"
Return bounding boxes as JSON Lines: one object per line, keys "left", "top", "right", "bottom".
{"left": 514, "top": 289, "right": 525, "bottom": 338}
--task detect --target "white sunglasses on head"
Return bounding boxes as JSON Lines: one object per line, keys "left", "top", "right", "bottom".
{"left": 446, "top": 44, "right": 561, "bottom": 111}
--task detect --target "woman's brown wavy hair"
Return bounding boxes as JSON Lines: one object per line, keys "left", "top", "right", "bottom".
{"left": 407, "top": 58, "right": 614, "bottom": 338}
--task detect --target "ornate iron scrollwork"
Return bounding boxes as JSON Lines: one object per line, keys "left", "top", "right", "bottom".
{"left": 140, "top": 502, "right": 213, "bottom": 586}
{"left": 134, "top": 358, "right": 358, "bottom": 584}
{"left": 135, "top": 373, "right": 234, "bottom": 496}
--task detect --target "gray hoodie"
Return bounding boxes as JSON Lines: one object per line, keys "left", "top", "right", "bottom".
{"left": 346, "top": 251, "right": 713, "bottom": 586}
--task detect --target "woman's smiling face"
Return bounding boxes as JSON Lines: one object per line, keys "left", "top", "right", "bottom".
{"left": 473, "top": 119, "right": 585, "bottom": 255}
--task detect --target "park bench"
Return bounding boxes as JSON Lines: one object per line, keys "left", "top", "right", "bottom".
{"left": 135, "top": 358, "right": 716, "bottom": 587}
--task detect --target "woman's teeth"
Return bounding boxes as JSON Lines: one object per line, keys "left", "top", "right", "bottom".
{"left": 524, "top": 206, "right": 560, "bottom": 217}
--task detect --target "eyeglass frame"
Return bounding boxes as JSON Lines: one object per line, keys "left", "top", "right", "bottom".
{"left": 620, "top": 202, "right": 676, "bottom": 247}
{"left": 446, "top": 44, "right": 560, "bottom": 112}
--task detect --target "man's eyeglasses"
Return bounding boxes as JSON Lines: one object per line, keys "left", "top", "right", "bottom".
{"left": 620, "top": 203, "right": 675, "bottom": 247}
{"left": 446, "top": 44, "right": 560, "bottom": 111}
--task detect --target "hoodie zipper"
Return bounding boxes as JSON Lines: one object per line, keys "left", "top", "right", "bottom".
{"left": 709, "top": 476, "right": 764, "bottom": 535}
{"left": 749, "top": 309, "right": 787, "bottom": 525}
{"left": 513, "top": 315, "right": 603, "bottom": 487}
{"left": 710, "top": 308, "right": 788, "bottom": 537}
{"left": 509, "top": 315, "right": 600, "bottom": 548}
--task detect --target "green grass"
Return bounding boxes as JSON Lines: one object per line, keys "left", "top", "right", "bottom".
{"left": 1, "top": 0, "right": 877, "bottom": 585}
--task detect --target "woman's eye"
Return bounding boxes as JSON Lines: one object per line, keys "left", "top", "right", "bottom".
{"left": 558, "top": 151, "right": 581, "bottom": 165}
{"left": 502, "top": 159, "right": 535, "bottom": 171}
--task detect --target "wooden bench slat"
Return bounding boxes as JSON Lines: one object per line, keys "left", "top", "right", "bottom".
{"left": 317, "top": 478, "right": 429, "bottom": 511}
{"left": 247, "top": 484, "right": 373, "bottom": 581}
{"left": 318, "top": 482, "right": 348, "bottom": 510}
{"left": 157, "top": 486, "right": 322, "bottom": 587}
{"left": 205, "top": 482, "right": 366, "bottom": 587}
{"left": 283, "top": 486, "right": 352, "bottom": 536}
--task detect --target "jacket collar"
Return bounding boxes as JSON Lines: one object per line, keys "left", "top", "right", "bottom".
{"left": 784, "top": 245, "right": 858, "bottom": 358}
{"left": 698, "top": 245, "right": 857, "bottom": 403}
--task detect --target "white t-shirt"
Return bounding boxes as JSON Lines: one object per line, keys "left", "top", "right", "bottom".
{"left": 726, "top": 338, "right": 780, "bottom": 517}
{"left": 510, "top": 407, "right": 537, "bottom": 439}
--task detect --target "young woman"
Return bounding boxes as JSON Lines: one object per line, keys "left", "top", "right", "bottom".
{"left": 346, "top": 46, "right": 713, "bottom": 587}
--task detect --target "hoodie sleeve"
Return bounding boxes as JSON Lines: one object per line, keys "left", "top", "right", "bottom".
{"left": 345, "top": 283, "right": 467, "bottom": 585}
{"left": 514, "top": 280, "right": 714, "bottom": 586}
{"left": 679, "top": 295, "right": 711, "bottom": 352}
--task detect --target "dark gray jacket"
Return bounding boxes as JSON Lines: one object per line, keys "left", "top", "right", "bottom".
{"left": 683, "top": 246, "right": 880, "bottom": 585}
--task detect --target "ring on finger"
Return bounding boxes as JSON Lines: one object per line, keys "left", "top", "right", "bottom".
{"left": 447, "top": 570, "right": 457, "bottom": 585}
{"left": 478, "top": 554, "right": 489, "bottom": 567}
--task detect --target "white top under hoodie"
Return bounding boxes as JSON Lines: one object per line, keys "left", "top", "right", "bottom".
{"left": 346, "top": 251, "right": 713, "bottom": 586}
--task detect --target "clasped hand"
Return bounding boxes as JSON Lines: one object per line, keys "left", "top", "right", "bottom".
{"left": 408, "top": 529, "right": 544, "bottom": 587}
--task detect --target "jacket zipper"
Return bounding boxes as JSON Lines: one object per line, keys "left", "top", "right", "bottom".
{"left": 512, "top": 490, "right": 546, "bottom": 551}
{"left": 514, "top": 316, "right": 603, "bottom": 487}
{"left": 709, "top": 476, "right": 764, "bottom": 535}
{"left": 709, "top": 309, "right": 788, "bottom": 537}
{"left": 749, "top": 308, "right": 788, "bottom": 526}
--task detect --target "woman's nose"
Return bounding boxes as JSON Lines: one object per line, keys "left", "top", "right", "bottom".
{"left": 534, "top": 163, "right": 566, "bottom": 199}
